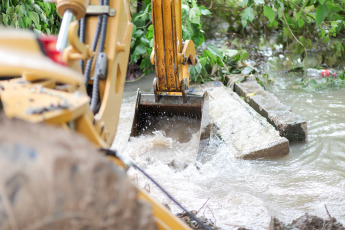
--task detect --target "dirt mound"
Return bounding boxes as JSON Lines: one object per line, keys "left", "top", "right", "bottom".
{"left": 0, "top": 117, "right": 157, "bottom": 230}
{"left": 270, "top": 213, "right": 345, "bottom": 230}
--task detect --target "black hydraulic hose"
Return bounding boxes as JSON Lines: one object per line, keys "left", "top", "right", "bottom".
{"left": 90, "top": 0, "right": 109, "bottom": 113}
{"left": 83, "top": 0, "right": 104, "bottom": 87}
{"left": 90, "top": 72, "right": 100, "bottom": 113}
{"left": 101, "top": 148, "right": 212, "bottom": 230}
{"left": 99, "top": 0, "right": 108, "bottom": 53}
{"left": 79, "top": 17, "right": 86, "bottom": 73}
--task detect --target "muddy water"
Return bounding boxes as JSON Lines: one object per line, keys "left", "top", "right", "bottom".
{"left": 135, "top": 115, "right": 201, "bottom": 143}
{"left": 113, "top": 73, "right": 345, "bottom": 229}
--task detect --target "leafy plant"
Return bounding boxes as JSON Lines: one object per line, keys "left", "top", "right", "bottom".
{"left": 239, "top": 0, "right": 345, "bottom": 64}
{"left": 298, "top": 70, "right": 345, "bottom": 90}
{"left": 0, "top": 0, "right": 61, "bottom": 34}
{"left": 190, "top": 44, "right": 249, "bottom": 83}
{"left": 130, "top": 0, "right": 153, "bottom": 74}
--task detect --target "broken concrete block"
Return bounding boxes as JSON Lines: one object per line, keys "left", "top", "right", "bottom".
{"left": 233, "top": 78, "right": 307, "bottom": 142}
{"left": 194, "top": 82, "right": 289, "bottom": 159}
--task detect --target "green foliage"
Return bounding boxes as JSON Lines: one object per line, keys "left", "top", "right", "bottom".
{"left": 299, "top": 72, "right": 345, "bottom": 90}
{"left": 130, "top": 1, "right": 153, "bottom": 74}
{"left": 237, "top": 0, "right": 345, "bottom": 62}
{"left": 315, "top": 4, "right": 329, "bottom": 27}
{"left": 241, "top": 7, "right": 255, "bottom": 27}
{"left": 190, "top": 44, "right": 249, "bottom": 83}
{"left": 0, "top": 0, "right": 61, "bottom": 34}
{"left": 182, "top": 0, "right": 210, "bottom": 46}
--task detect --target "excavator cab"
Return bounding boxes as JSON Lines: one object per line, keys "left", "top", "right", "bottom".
{"left": 130, "top": 0, "right": 209, "bottom": 149}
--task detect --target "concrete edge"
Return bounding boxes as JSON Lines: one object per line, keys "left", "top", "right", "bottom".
{"left": 233, "top": 78, "right": 307, "bottom": 142}
{"left": 239, "top": 138, "right": 289, "bottom": 160}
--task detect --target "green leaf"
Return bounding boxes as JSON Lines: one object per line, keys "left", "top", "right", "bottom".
{"left": 241, "top": 0, "right": 248, "bottom": 7}
{"left": 199, "top": 6, "right": 211, "bottom": 15}
{"left": 140, "top": 58, "right": 152, "bottom": 70}
{"left": 131, "top": 44, "right": 147, "bottom": 62}
{"left": 220, "top": 47, "right": 239, "bottom": 58}
{"left": 323, "top": 36, "right": 330, "bottom": 43}
{"left": 182, "top": 25, "right": 192, "bottom": 39}
{"left": 316, "top": 4, "right": 329, "bottom": 27}
{"left": 6, "top": 6, "right": 14, "bottom": 14}
{"left": 29, "top": 11, "right": 40, "bottom": 30}
{"left": 207, "top": 45, "right": 223, "bottom": 58}
{"left": 239, "top": 50, "right": 250, "bottom": 60}
{"left": 263, "top": 5, "right": 275, "bottom": 23}
{"left": 133, "top": 29, "right": 144, "bottom": 38}
{"left": 241, "top": 7, "right": 255, "bottom": 27}
{"left": 268, "top": 20, "right": 278, "bottom": 27}
{"left": 254, "top": 0, "right": 264, "bottom": 4}
{"left": 297, "top": 18, "right": 304, "bottom": 27}
{"left": 203, "top": 50, "right": 217, "bottom": 64}
{"left": 45, "top": 2, "right": 51, "bottom": 15}
{"left": 182, "top": 4, "right": 190, "bottom": 13}
{"left": 140, "top": 36, "right": 150, "bottom": 46}
{"left": 189, "top": 6, "right": 201, "bottom": 24}
{"left": 2, "top": 14, "right": 9, "bottom": 26}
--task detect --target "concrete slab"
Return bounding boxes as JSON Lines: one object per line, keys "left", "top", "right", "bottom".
{"left": 191, "top": 82, "right": 289, "bottom": 159}
{"left": 233, "top": 78, "right": 307, "bottom": 142}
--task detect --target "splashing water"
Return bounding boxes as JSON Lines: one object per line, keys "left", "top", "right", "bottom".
{"left": 113, "top": 77, "right": 345, "bottom": 229}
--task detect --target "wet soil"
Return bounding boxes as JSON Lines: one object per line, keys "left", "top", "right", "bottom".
{"left": 270, "top": 213, "right": 345, "bottom": 230}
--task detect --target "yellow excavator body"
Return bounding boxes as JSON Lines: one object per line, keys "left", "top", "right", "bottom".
{"left": 130, "top": 0, "right": 208, "bottom": 148}
{"left": 0, "top": 0, "right": 193, "bottom": 229}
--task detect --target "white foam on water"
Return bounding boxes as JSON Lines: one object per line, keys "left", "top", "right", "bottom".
{"left": 113, "top": 82, "right": 345, "bottom": 229}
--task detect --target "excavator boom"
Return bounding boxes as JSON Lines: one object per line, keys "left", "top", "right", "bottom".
{"left": 130, "top": 0, "right": 209, "bottom": 151}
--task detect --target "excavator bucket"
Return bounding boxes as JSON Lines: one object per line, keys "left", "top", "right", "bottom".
{"left": 130, "top": 0, "right": 209, "bottom": 152}
{"left": 130, "top": 89, "right": 209, "bottom": 147}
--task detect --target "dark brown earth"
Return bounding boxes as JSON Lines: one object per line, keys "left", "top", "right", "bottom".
{"left": 270, "top": 213, "right": 345, "bottom": 230}
{"left": 0, "top": 117, "right": 157, "bottom": 230}
{"left": 178, "top": 211, "right": 345, "bottom": 230}
{"left": 177, "top": 210, "right": 220, "bottom": 230}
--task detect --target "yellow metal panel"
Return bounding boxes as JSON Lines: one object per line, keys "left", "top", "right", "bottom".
{"left": 0, "top": 29, "right": 42, "bottom": 53}
{"left": 152, "top": 0, "right": 168, "bottom": 91}
{"left": 0, "top": 81, "right": 89, "bottom": 124}
{"left": 0, "top": 48, "right": 83, "bottom": 88}
{"left": 138, "top": 189, "right": 191, "bottom": 230}
{"left": 85, "top": 0, "right": 133, "bottom": 146}
{"left": 75, "top": 114, "right": 107, "bottom": 148}
{"left": 175, "top": 0, "right": 183, "bottom": 54}
{"left": 152, "top": 0, "right": 180, "bottom": 92}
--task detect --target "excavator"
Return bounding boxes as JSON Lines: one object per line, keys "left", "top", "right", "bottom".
{"left": 0, "top": 0, "right": 208, "bottom": 229}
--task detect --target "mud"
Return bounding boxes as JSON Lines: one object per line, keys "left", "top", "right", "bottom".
{"left": 0, "top": 117, "right": 156, "bottom": 230}
{"left": 270, "top": 213, "right": 345, "bottom": 230}
{"left": 177, "top": 210, "right": 220, "bottom": 230}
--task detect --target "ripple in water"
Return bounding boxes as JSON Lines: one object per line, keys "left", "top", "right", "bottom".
{"left": 113, "top": 78, "right": 345, "bottom": 229}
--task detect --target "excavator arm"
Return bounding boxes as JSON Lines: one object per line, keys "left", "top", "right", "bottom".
{"left": 130, "top": 0, "right": 209, "bottom": 151}
{"left": 151, "top": 0, "right": 197, "bottom": 99}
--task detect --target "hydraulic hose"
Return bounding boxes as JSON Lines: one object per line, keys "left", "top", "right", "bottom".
{"left": 90, "top": 0, "right": 109, "bottom": 113}
{"left": 100, "top": 148, "right": 212, "bottom": 230}
{"left": 83, "top": 0, "right": 104, "bottom": 87}
{"left": 79, "top": 17, "right": 86, "bottom": 73}
{"left": 99, "top": 0, "right": 108, "bottom": 53}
